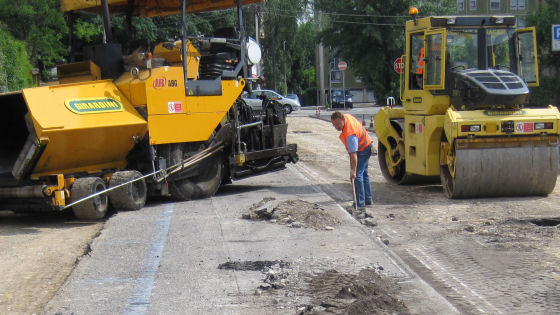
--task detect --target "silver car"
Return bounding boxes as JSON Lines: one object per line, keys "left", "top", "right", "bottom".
{"left": 242, "top": 89, "right": 301, "bottom": 114}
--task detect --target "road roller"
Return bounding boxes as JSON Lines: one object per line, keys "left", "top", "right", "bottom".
{"left": 375, "top": 9, "right": 560, "bottom": 198}
{"left": 0, "top": 0, "right": 297, "bottom": 219}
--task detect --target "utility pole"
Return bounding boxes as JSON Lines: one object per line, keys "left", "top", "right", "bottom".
{"left": 283, "top": 40, "right": 287, "bottom": 93}
{"left": 318, "top": 11, "right": 325, "bottom": 107}
{"left": 253, "top": 4, "right": 261, "bottom": 89}
{"left": 254, "top": 4, "right": 261, "bottom": 89}
{"left": 328, "top": 59, "right": 332, "bottom": 109}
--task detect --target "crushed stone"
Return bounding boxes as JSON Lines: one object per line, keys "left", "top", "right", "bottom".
{"left": 243, "top": 198, "right": 341, "bottom": 230}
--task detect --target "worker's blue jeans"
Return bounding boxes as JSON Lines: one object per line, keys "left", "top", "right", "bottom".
{"left": 354, "top": 145, "right": 373, "bottom": 207}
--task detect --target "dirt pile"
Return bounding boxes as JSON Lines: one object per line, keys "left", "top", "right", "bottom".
{"left": 242, "top": 198, "right": 340, "bottom": 230}
{"left": 299, "top": 269, "right": 410, "bottom": 315}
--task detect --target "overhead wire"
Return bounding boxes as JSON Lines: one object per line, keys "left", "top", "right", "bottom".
{"left": 259, "top": 9, "right": 405, "bottom": 26}
{"left": 260, "top": 7, "right": 409, "bottom": 19}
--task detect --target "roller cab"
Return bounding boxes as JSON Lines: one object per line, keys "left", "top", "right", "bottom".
{"left": 375, "top": 13, "right": 560, "bottom": 198}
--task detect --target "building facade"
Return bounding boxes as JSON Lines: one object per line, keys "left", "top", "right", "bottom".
{"left": 456, "top": 0, "right": 545, "bottom": 26}
{"left": 316, "top": 53, "right": 377, "bottom": 106}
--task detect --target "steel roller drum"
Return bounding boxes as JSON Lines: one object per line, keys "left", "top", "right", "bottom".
{"left": 444, "top": 145, "right": 559, "bottom": 198}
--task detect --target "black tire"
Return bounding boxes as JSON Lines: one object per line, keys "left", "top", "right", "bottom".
{"left": 165, "top": 143, "right": 223, "bottom": 201}
{"left": 71, "top": 177, "right": 108, "bottom": 220}
{"left": 378, "top": 141, "right": 407, "bottom": 184}
{"left": 108, "top": 170, "right": 147, "bottom": 210}
{"left": 378, "top": 141, "right": 422, "bottom": 185}
{"left": 440, "top": 165, "right": 456, "bottom": 198}
{"left": 283, "top": 104, "right": 293, "bottom": 114}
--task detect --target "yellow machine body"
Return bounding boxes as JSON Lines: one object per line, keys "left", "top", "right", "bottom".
{"left": 114, "top": 40, "right": 245, "bottom": 145}
{"left": 375, "top": 15, "right": 560, "bottom": 197}
{"left": 22, "top": 81, "right": 148, "bottom": 178}
{"left": 0, "top": 0, "right": 298, "bottom": 218}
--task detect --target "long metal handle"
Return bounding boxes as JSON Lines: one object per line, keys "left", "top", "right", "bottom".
{"left": 351, "top": 178, "right": 358, "bottom": 211}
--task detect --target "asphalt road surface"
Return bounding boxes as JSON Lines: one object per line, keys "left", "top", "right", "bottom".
{"left": 41, "top": 157, "right": 454, "bottom": 314}
{"left": 2, "top": 112, "right": 559, "bottom": 314}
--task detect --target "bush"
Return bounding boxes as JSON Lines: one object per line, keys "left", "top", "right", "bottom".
{"left": 529, "top": 76, "right": 560, "bottom": 107}
{"left": 0, "top": 24, "right": 33, "bottom": 91}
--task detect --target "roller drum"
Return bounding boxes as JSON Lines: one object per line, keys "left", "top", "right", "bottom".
{"left": 446, "top": 145, "right": 559, "bottom": 198}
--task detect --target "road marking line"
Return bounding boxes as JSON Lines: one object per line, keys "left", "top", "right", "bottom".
{"left": 123, "top": 204, "right": 175, "bottom": 315}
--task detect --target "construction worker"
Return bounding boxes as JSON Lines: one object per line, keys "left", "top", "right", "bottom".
{"left": 415, "top": 47, "right": 425, "bottom": 89}
{"left": 330, "top": 111, "right": 373, "bottom": 209}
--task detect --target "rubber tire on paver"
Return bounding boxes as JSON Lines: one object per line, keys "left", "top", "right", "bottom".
{"left": 283, "top": 105, "right": 292, "bottom": 114}
{"left": 71, "top": 177, "right": 108, "bottom": 219}
{"left": 108, "top": 170, "right": 147, "bottom": 211}
{"left": 166, "top": 142, "right": 223, "bottom": 201}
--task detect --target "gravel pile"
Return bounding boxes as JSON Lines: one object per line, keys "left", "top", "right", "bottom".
{"left": 242, "top": 198, "right": 340, "bottom": 230}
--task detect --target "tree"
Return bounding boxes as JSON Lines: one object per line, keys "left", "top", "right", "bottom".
{"left": 0, "top": 24, "right": 33, "bottom": 91}
{"left": 314, "top": 0, "right": 454, "bottom": 101}
{"left": 260, "top": 0, "right": 313, "bottom": 95}
{"left": 525, "top": 0, "right": 560, "bottom": 106}
{"left": 0, "top": 0, "right": 68, "bottom": 79}
{"left": 70, "top": 10, "right": 238, "bottom": 54}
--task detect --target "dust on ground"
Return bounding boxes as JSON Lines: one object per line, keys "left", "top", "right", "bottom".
{"left": 242, "top": 198, "right": 341, "bottom": 230}
{"left": 0, "top": 210, "right": 102, "bottom": 314}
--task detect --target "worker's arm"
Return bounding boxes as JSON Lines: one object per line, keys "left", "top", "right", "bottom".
{"left": 349, "top": 151, "right": 357, "bottom": 180}
{"left": 346, "top": 135, "right": 359, "bottom": 180}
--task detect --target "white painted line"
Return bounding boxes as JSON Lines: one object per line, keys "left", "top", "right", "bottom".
{"left": 123, "top": 204, "right": 175, "bottom": 315}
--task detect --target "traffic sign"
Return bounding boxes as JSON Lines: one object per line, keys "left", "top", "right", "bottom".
{"left": 393, "top": 57, "right": 404, "bottom": 74}
{"left": 552, "top": 24, "right": 560, "bottom": 52}
{"left": 337, "top": 61, "right": 348, "bottom": 71}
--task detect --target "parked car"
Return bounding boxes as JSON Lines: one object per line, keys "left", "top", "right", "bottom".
{"left": 331, "top": 89, "right": 353, "bottom": 109}
{"left": 242, "top": 89, "right": 301, "bottom": 114}
{"left": 284, "top": 93, "right": 301, "bottom": 106}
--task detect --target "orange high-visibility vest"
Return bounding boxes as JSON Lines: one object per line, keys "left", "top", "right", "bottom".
{"left": 339, "top": 114, "right": 372, "bottom": 152}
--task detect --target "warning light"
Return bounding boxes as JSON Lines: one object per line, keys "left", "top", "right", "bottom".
{"left": 409, "top": 7, "right": 419, "bottom": 18}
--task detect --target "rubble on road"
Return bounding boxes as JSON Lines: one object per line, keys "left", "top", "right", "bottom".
{"left": 218, "top": 260, "right": 289, "bottom": 271}
{"left": 242, "top": 198, "right": 341, "bottom": 230}
{"left": 298, "top": 268, "right": 410, "bottom": 315}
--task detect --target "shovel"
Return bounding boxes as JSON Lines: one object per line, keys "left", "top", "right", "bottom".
{"left": 351, "top": 178, "right": 358, "bottom": 211}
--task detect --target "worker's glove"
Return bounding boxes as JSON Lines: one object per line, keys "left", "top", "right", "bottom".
{"left": 370, "top": 144, "right": 378, "bottom": 156}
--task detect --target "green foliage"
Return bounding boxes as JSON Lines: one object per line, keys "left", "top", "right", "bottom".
{"left": 261, "top": 0, "right": 312, "bottom": 95}
{"left": 0, "top": 0, "right": 68, "bottom": 78}
{"left": 525, "top": 0, "right": 560, "bottom": 105}
{"left": 73, "top": 17, "right": 104, "bottom": 43}
{"left": 70, "top": 10, "right": 238, "bottom": 54}
{"left": 0, "top": 24, "right": 33, "bottom": 91}
{"left": 315, "top": 0, "right": 455, "bottom": 101}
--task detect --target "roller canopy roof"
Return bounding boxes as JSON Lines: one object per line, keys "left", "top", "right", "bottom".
{"left": 61, "top": 0, "right": 262, "bottom": 16}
